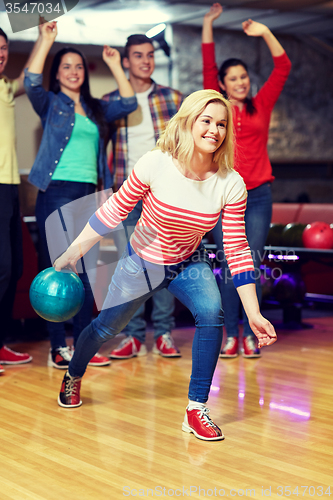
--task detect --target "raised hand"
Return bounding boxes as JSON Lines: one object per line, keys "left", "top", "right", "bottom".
{"left": 242, "top": 19, "right": 269, "bottom": 37}
{"left": 102, "top": 46, "right": 121, "bottom": 69}
{"left": 40, "top": 20, "right": 57, "bottom": 42}
{"left": 204, "top": 3, "right": 223, "bottom": 23}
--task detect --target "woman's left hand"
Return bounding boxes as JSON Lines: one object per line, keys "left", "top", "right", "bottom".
{"left": 242, "top": 19, "right": 269, "bottom": 37}
{"left": 103, "top": 46, "right": 121, "bottom": 68}
{"left": 249, "top": 313, "right": 277, "bottom": 348}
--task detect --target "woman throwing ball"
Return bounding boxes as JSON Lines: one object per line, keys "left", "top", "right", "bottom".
{"left": 54, "top": 89, "right": 277, "bottom": 441}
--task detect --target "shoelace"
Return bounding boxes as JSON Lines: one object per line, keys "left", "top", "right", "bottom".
{"left": 3, "top": 346, "right": 16, "bottom": 354}
{"left": 245, "top": 337, "right": 256, "bottom": 351}
{"left": 162, "top": 333, "right": 174, "bottom": 348}
{"left": 117, "top": 337, "right": 134, "bottom": 349}
{"left": 224, "top": 337, "right": 236, "bottom": 350}
{"left": 58, "top": 347, "right": 72, "bottom": 361}
{"left": 195, "top": 407, "right": 218, "bottom": 428}
{"left": 65, "top": 375, "right": 80, "bottom": 397}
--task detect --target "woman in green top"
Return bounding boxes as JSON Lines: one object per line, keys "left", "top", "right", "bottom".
{"left": 24, "top": 21, "right": 137, "bottom": 368}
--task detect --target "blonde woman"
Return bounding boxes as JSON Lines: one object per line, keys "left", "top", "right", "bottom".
{"left": 54, "top": 89, "right": 277, "bottom": 441}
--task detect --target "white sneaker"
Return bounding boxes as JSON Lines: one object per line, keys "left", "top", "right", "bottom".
{"left": 47, "top": 346, "right": 72, "bottom": 369}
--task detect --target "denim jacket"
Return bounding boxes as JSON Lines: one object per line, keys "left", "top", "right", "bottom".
{"left": 24, "top": 70, "right": 137, "bottom": 191}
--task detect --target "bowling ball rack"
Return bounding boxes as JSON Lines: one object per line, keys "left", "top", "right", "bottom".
{"left": 263, "top": 245, "right": 333, "bottom": 328}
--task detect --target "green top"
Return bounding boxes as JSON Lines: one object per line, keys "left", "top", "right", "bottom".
{"left": 52, "top": 113, "right": 99, "bottom": 184}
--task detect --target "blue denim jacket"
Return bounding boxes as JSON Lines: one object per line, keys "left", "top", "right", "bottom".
{"left": 24, "top": 70, "right": 137, "bottom": 191}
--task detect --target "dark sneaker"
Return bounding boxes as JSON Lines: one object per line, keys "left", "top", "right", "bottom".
{"left": 58, "top": 371, "right": 82, "bottom": 408}
{"left": 47, "top": 346, "right": 72, "bottom": 369}
{"left": 242, "top": 336, "right": 261, "bottom": 358}
{"left": 0, "top": 345, "right": 32, "bottom": 364}
{"left": 182, "top": 406, "right": 224, "bottom": 441}
{"left": 219, "top": 337, "right": 239, "bottom": 358}
{"left": 109, "top": 336, "right": 147, "bottom": 359}
{"left": 152, "top": 332, "right": 181, "bottom": 358}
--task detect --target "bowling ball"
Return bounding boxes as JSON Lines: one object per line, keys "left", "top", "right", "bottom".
{"left": 29, "top": 267, "right": 85, "bottom": 322}
{"left": 281, "top": 223, "right": 306, "bottom": 247}
{"left": 302, "top": 221, "right": 333, "bottom": 249}
{"left": 272, "top": 272, "right": 306, "bottom": 304}
{"left": 266, "top": 223, "right": 285, "bottom": 246}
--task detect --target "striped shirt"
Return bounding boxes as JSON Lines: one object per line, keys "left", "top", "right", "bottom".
{"left": 90, "top": 150, "right": 255, "bottom": 287}
{"left": 103, "top": 81, "right": 183, "bottom": 190}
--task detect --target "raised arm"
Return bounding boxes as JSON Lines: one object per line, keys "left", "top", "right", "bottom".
{"left": 202, "top": 2, "right": 223, "bottom": 44}
{"left": 102, "top": 46, "right": 135, "bottom": 98}
{"left": 14, "top": 18, "right": 46, "bottom": 96}
{"left": 27, "top": 21, "right": 57, "bottom": 74}
{"left": 242, "top": 19, "right": 285, "bottom": 58}
{"left": 201, "top": 3, "right": 222, "bottom": 91}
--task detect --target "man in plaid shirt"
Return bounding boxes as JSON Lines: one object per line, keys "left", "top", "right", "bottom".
{"left": 103, "top": 34, "right": 183, "bottom": 360}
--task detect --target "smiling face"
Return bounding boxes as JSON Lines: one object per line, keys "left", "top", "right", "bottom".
{"left": 123, "top": 42, "right": 155, "bottom": 81}
{"left": 192, "top": 102, "right": 228, "bottom": 156}
{"left": 56, "top": 52, "right": 85, "bottom": 95}
{"left": 219, "top": 64, "right": 251, "bottom": 103}
{"left": 0, "top": 35, "right": 8, "bottom": 76}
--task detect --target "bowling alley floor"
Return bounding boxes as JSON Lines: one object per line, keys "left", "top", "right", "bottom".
{"left": 1, "top": 308, "right": 333, "bottom": 500}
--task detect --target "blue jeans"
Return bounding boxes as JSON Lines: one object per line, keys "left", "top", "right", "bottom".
{"left": 35, "top": 181, "right": 99, "bottom": 349}
{"left": 112, "top": 200, "right": 175, "bottom": 342}
{"left": 212, "top": 182, "right": 272, "bottom": 338}
{"left": 69, "top": 244, "right": 223, "bottom": 403}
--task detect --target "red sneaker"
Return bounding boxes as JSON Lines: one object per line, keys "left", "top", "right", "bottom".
{"left": 58, "top": 371, "right": 82, "bottom": 408}
{"left": 182, "top": 406, "right": 224, "bottom": 441}
{"left": 152, "top": 332, "right": 181, "bottom": 358}
{"left": 219, "top": 337, "right": 239, "bottom": 358}
{"left": 242, "top": 336, "right": 261, "bottom": 358}
{"left": 0, "top": 364, "right": 4, "bottom": 374}
{"left": 109, "top": 336, "right": 147, "bottom": 359}
{"left": 88, "top": 352, "right": 111, "bottom": 366}
{"left": 0, "top": 346, "right": 32, "bottom": 365}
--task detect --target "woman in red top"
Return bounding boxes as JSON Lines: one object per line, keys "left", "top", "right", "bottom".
{"left": 202, "top": 3, "right": 291, "bottom": 358}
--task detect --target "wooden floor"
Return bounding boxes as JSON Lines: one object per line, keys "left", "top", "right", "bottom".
{"left": 1, "top": 315, "right": 333, "bottom": 500}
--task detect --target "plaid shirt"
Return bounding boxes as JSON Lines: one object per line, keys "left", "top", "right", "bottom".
{"left": 103, "top": 81, "right": 183, "bottom": 190}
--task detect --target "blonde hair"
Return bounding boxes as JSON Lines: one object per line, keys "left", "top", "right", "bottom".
{"left": 156, "top": 89, "right": 234, "bottom": 171}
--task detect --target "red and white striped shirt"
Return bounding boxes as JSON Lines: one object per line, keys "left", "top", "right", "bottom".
{"left": 90, "top": 150, "right": 254, "bottom": 282}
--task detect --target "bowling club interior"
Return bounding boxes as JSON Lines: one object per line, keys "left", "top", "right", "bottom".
{"left": 1, "top": 1, "right": 333, "bottom": 499}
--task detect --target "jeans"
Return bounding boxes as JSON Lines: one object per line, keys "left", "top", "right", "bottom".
{"left": 35, "top": 180, "right": 99, "bottom": 349}
{"left": 69, "top": 243, "right": 223, "bottom": 403}
{"left": 112, "top": 200, "right": 175, "bottom": 342}
{"left": 0, "top": 185, "right": 23, "bottom": 347}
{"left": 212, "top": 182, "right": 272, "bottom": 338}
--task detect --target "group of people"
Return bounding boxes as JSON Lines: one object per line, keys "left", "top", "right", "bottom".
{"left": 0, "top": 1, "right": 291, "bottom": 440}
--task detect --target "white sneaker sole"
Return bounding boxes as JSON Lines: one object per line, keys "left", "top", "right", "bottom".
{"left": 0, "top": 356, "right": 33, "bottom": 365}
{"left": 109, "top": 344, "right": 148, "bottom": 359}
{"left": 57, "top": 395, "right": 82, "bottom": 408}
{"left": 88, "top": 360, "right": 111, "bottom": 366}
{"left": 152, "top": 346, "right": 181, "bottom": 357}
{"left": 182, "top": 421, "right": 225, "bottom": 441}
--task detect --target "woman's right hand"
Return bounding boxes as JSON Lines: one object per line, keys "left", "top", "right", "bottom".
{"left": 54, "top": 248, "right": 79, "bottom": 275}
{"left": 40, "top": 20, "right": 57, "bottom": 43}
{"left": 204, "top": 3, "right": 223, "bottom": 23}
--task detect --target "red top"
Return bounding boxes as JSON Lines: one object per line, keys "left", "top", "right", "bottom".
{"left": 202, "top": 43, "right": 291, "bottom": 190}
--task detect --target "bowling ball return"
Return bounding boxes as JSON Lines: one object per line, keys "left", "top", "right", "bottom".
{"left": 29, "top": 267, "right": 85, "bottom": 322}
